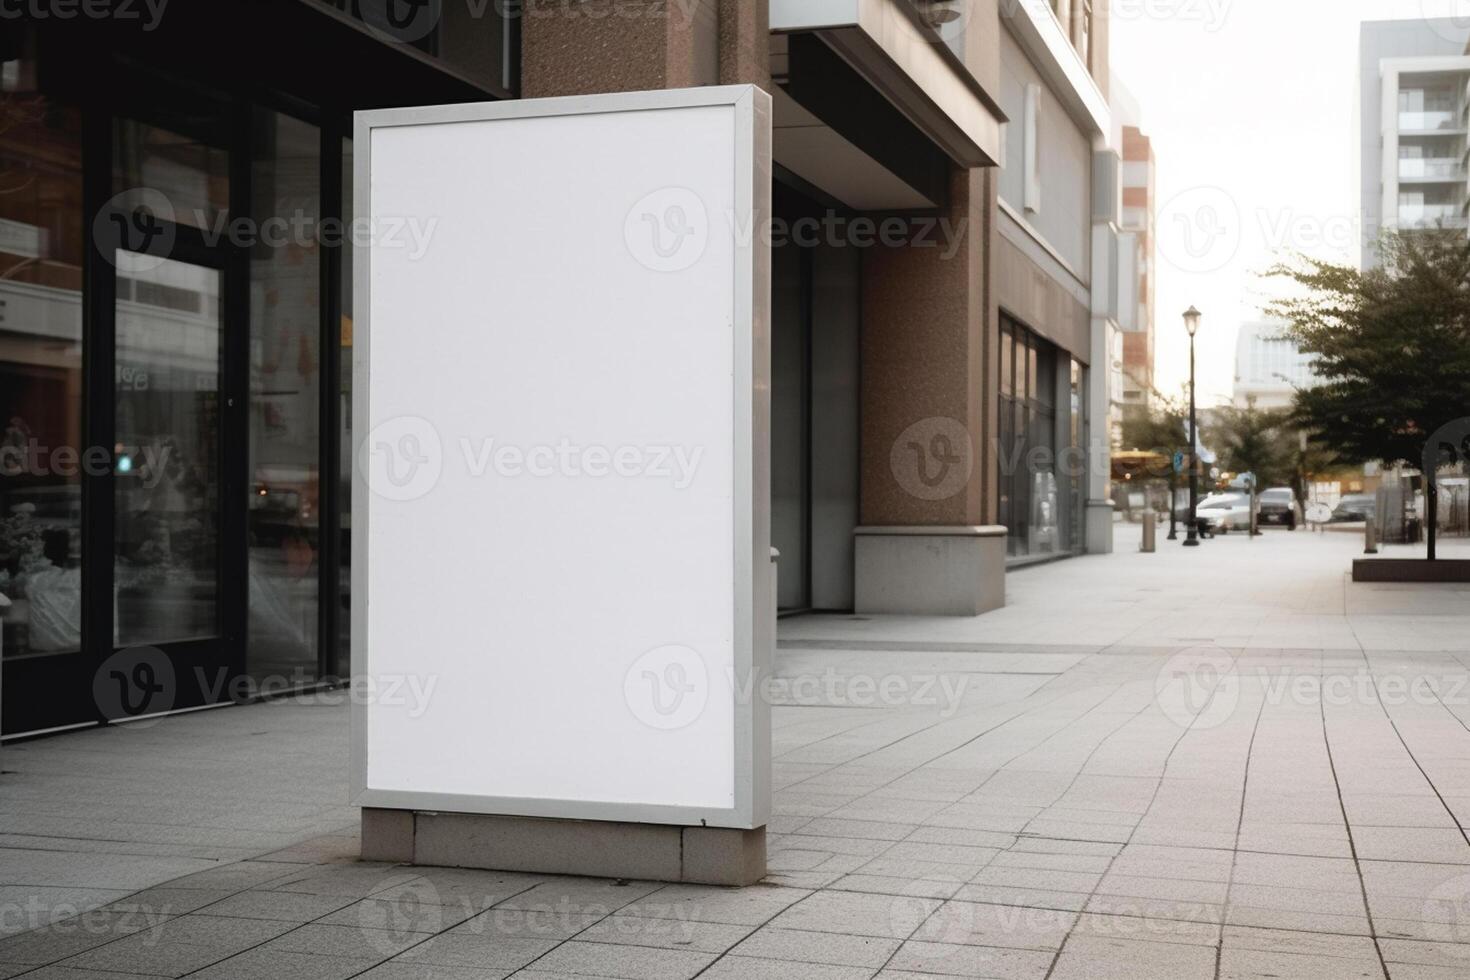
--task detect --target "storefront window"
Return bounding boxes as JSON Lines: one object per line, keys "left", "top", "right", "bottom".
{"left": 0, "top": 67, "right": 84, "bottom": 658}
{"left": 114, "top": 117, "right": 230, "bottom": 233}
{"left": 316, "top": 0, "right": 514, "bottom": 94}
{"left": 1069, "top": 359, "right": 1085, "bottom": 553}
{"left": 999, "top": 316, "right": 1063, "bottom": 560}
{"left": 114, "top": 252, "right": 223, "bottom": 645}
{"left": 771, "top": 233, "right": 808, "bottom": 611}
{"left": 248, "top": 111, "right": 322, "bottom": 681}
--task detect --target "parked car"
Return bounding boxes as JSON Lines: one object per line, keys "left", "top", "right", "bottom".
{"left": 1196, "top": 492, "right": 1253, "bottom": 533}
{"left": 1257, "top": 488, "right": 1301, "bottom": 529}
{"left": 1330, "top": 493, "right": 1375, "bottom": 523}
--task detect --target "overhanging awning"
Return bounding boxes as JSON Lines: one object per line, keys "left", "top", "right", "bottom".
{"left": 770, "top": 0, "right": 1005, "bottom": 168}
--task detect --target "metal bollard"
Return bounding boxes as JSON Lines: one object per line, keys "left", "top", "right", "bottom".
{"left": 1364, "top": 518, "right": 1378, "bottom": 555}
{"left": 1141, "top": 509, "right": 1156, "bottom": 553}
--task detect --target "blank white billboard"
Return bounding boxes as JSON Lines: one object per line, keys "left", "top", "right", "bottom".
{"left": 351, "top": 87, "right": 772, "bottom": 829}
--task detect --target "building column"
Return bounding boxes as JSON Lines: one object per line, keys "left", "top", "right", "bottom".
{"left": 521, "top": 0, "right": 767, "bottom": 97}
{"left": 853, "top": 166, "right": 1006, "bottom": 616}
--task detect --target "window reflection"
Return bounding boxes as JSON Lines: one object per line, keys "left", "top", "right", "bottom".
{"left": 114, "top": 252, "right": 223, "bottom": 645}
{"left": 999, "top": 316, "right": 1061, "bottom": 559}
{"left": 0, "top": 67, "right": 84, "bottom": 658}
{"left": 114, "top": 117, "right": 230, "bottom": 233}
{"left": 248, "top": 111, "right": 321, "bottom": 681}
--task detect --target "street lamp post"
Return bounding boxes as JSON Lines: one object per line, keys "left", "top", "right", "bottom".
{"left": 1183, "top": 306, "right": 1202, "bottom": 547}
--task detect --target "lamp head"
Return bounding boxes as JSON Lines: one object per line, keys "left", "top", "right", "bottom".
{"left": 1183, "top": 306, "right": 1202, "bottom": 337}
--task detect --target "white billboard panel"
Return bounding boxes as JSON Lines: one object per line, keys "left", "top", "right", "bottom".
{"left": 351, "top": 87, "right": 772, "bottom": 829}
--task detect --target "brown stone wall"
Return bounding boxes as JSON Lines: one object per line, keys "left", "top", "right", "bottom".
{"left": 859, "top": 166, "right": 994, "bottom": 528}
{"left": 521, "top": 0, "right": 766, "bottom": 97}
{"left": 718, "top": 0, "right": 770, "bottom": 87}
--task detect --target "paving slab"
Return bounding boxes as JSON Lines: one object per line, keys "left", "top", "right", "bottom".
{"left": 4, "top": 529, "right": 1470, "bottom": 976}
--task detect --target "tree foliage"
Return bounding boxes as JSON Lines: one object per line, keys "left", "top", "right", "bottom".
{"left": 1207, "top": 404, "right": 1291, "bottom": 488}
{"left": 1266, "top": 230, "right": 1470, "bottom": 467}
{"left": 1119, "top": 405, "right": 1184, "bottom": 458}
{"left": 1118, "top": 382, "right": 1190, "bottom": 456}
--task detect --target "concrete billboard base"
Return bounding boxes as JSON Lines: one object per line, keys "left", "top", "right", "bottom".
{"left": 361, "top": 808, "right": 766, "bottom": 886}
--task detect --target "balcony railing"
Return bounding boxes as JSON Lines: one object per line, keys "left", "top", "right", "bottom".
{"left": 1399, "top": 110, "right": 1462, "bottom": 132}
{"left": 1399, "top": 158, "right": 1466, "bottom": 179}
{"left": 1399, "top": 203, "right": 1469, "bottom": 228}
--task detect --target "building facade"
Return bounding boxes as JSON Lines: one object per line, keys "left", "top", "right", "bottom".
{"left": 1111, "top": 76, "right": 1155, "bottom": 419}
{"left": 993, "top": 0, "right": 1118, "bottom": 562}
{"left": 0, "top": 0, "right": 1120, "bottom": 738}
{"left": 1359, "top": 18, "right": 1470, "bottom": 268}
{"left": 1232, "top": 322, "right": 1316, "bottom": 410}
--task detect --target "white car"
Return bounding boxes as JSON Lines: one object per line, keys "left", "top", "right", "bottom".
{"left": 1196, "top": 492, "right": 1254, "bottom": 533}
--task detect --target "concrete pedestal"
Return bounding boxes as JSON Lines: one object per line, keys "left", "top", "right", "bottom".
{"left": 1086, "top": 499, "right": 1115, "bottom": 555}
{"left": 361, "top": 808, "right": 766, "bottom": 886}
{"left": 853, "top": 525, "right": 1006, "bottom": 616}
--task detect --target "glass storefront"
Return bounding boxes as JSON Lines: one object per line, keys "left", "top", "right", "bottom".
{"left": 998, "top": 315, "right": 1085, "bottom": 562}
{"left": 1068, "top": 358, "right": 1087, "bottom": 554}
{"left": 0, "top": 64, "right": 84, "bottom": 661}
{"left": 1, "top": 27, "right": 375, "bottom": 734}
{"left": 113, "top": 251, "right": 224, "bottom": 646}
{"left": 771, "top": 224, "right": 809, "bottom": 610}
{"left": 769, "top": 183, "right": 860, "bottom": 613}
{"left": 0, "top": 3, "right": 513, "bottom": 736}
{"left": 248, "top": 111, "right": 323, "bottom": 681}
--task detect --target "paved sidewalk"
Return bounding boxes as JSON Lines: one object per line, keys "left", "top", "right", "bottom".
{"left": 4, "top": 527, "right": 1470, "bottom": 978}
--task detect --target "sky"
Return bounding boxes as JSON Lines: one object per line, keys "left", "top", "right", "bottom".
{"left": 1109, "top": 0, "right": 1470, "bottom": 407}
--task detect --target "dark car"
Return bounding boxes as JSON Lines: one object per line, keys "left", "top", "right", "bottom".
{"left": 1257, "top": 488, "right": 1300, "bottom": 529}
{"left": 1330, "top": 494, "right": 1375, "bottom": 523}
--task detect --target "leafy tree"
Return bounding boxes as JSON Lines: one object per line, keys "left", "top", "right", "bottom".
{"left": 1118, "top": 380, "right": 1192, "bottom": 467}
{"left": 1208, "top": 403, "right": 1291, "bottom": 489}
{"left": 1120, "top": 402, "right": 1186, "bottom": 458}
{"left": 1266, "top": 230, "right": 1470, "bottom": 467}
{"left": 1283, "top": 433, "right": 1341, "bottom": 511}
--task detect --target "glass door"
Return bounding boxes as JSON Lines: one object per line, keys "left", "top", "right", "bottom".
{"left": 112, "top": 250, "right": 225, "bottom": 647}
{"left": 85, "top": 107, "right": 248, "bottom": 724}
{"left": 90, "top": 220, "right": 247, "bottom": 722}
{"left": 1, "top": 66, "right": 344, "bottom": 737}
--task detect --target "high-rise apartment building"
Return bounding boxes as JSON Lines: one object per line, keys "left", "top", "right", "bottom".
{"left": 1359, "top": 18, "right": 1470, "bottom": 268}
{"left": 1233, "top": 322, "right": 1317, "bottom": 410}
{"left": 1110, "top": 75, "right": 1155, "bottom": 427}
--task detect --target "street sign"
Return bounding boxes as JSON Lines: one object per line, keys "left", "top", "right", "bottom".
{"left": 1306, "top": 502, "right": 1332, "bottom": 524}
{"left": 1172, "top": 450, "right": 1185, "bottom": 473}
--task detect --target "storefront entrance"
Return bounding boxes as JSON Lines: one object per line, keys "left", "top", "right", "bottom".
{"left": 0, "top": 9, "right": 501, "bottom": 736}
{"left": 770, "top": 179, "right": 860, "bottom": 613}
